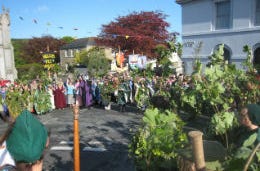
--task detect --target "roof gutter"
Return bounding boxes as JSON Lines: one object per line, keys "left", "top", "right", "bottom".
{"left": 176, "top": 0, "right": 195, "bottom": 4}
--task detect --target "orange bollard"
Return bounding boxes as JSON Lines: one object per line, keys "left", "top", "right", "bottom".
{"left": 73, "top": 105, "right": 80, "bottom": 171}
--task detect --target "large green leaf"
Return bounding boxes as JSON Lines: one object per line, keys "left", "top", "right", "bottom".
{"left": 143, "top": 108, "right": 158, "bottom": 127}
{"left": 235, "top": 146, "right": 252, "bottom": 159}
{"left": 243, "top": 133, "right": 257, "bottom": 147}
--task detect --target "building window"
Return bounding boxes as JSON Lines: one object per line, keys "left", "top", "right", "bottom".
{"left": 215, "top": 0, "right": 231, "bottom": 29}
{"left": 64, "top": 50, "right": 68, "bottom": 57}
{"left": 256, "top": 0, "right": 260, "bottom": 26}
{"left": 67, "top": 49, "right": 73, "bottom": 58}
{"left": 254, "top": 46, "right": 260, "bottom": 73}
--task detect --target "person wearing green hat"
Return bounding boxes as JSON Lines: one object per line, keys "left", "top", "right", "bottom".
{"left": 0, "top": 109, "right": 49, "bottom": 171}
{"left": 237, "top": 104, "right": 260, "bottom": 145}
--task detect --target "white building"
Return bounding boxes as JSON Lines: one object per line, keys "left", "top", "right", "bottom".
{"left": 176, "top": 0, "right": 260, "bottom": 74}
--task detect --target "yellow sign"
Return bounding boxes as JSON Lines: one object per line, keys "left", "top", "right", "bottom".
{"left": 42, "top": 53, "right": 56, "bottom": 70}
{"left": 42, "top": 53, "right": 55, "bottom": 59}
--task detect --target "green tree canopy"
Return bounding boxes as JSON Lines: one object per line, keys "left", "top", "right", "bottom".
{"left": 75, "top": 47, "right": 111, "bottom": 77}
{"left": 61, "top": 36, "right": 75, "bottom": 44}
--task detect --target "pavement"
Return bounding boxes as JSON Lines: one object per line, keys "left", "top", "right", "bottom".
{"left": 0, "top": 103, "right": 143, "bottom": 171}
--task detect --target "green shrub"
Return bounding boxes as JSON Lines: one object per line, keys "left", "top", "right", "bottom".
{"left": 129, "top": 108, "right": 187, "bottom": 171}
{"left": 16, "top": 63, "right": 45, "bottom": 80}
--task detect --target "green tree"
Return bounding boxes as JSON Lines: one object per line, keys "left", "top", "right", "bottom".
{"left": 61, "top": 36, "right": 75, "bottom": 43}
{"left": 75, "top": 47, "right": 111, "bottom": 77}
{"left": 154, "top": 40, "right": 182, "bottom": 78}
{"left": 12, "top": 39, "right": 29, "bottom": 66}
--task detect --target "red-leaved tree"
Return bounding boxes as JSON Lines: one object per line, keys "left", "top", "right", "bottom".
{"left": 96, "top": 11, "right": 170, "bottom": 58}
{"left": 21, "top": 36, "right": 66, "bottom": 63}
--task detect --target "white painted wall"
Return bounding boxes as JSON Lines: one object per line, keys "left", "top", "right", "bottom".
{"left": 179, "top": 0, "right": 260, "bottom": 74}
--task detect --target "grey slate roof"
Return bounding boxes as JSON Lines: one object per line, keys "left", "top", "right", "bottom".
{"left": 60, "top": 37, "right": 96, "bottom": 50}
{"left": 176, "top": 0, "right": 197, "bottom": 4}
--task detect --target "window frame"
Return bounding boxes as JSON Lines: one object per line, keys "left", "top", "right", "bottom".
{"left": 214, "top": 0, "right": 232, "bottom": 30}
{"left": 255, "top": 0, "right": 260, "bottom": 26}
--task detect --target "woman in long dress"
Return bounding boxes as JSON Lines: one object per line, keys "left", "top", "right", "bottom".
{"left": 84, "top": 80, "right": 93, "bottom": 109}
{"left": 66, "top": 78, "right": 75, "bottom": 108}
{"left": 47, "top": 84, "right": 55, "bottom": 110}
{"left": 74, "top": 79, "right": 83, "bottom": 107}
{"left": 53, "top": 82, "right": 66, "bottom": 110}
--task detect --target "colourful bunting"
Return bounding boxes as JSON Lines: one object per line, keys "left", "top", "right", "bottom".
{"left": 33, "top": 19, "right": 38, "bottom": 24}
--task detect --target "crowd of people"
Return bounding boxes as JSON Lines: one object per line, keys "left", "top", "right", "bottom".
{"left": 0, "top": 71, "right": 189, "bottom": 119}
{"left": 0, "top": 70, "right": 259, "bottom": 170}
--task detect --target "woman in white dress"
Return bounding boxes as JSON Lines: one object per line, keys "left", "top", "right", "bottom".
{"left": 47, "top": 84, "right": 55, "bottom": 110}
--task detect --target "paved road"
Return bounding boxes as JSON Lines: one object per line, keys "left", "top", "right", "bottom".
{"left": 0, "top": 104, "right": 143, "bottom": 171}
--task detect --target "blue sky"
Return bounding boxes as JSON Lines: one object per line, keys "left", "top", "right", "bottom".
{"left": 1, "top": 0, "right": 182, "bottom": 39}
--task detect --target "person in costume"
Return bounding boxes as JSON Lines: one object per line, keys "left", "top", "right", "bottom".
{"left": 47, "top": 84, "right": 55, "bottom": 110}
{"left": 117, "top": 77, "right": 130, "bottom": 112}
{"left": 74, "top": 78, "right": 83, "bottom": 107}
{"left": 53, "top": 82, "right": 67, "bottom": 110}
{"left": 34, "top": 83, "right": 52, "bottom": 114}
{"left": 66, "top": 78, "right": 75, "bottom": 108}
{"left": 84, "top": 80, "right": 93, "bottom": 109}
{"left": 237, "top": 104, "right": 260, "bottom": 146}
{"left": 79, "top": 76, "right": 86, "bottom": 107}
{"left": 134, "top": 78, "right": 150, "bottom": 112}
{"left": 0, "top": 110, "right": 49, "bottom": 170}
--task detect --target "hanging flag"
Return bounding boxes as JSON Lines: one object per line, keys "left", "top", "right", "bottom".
{"left": 19, "top": 16, "right": 24, "bottom": 20}
{"left": 33, "top": 19, "right": 38, "bottom": 24}
{"left": 125, "top": 35, "right": 129, "bottom": 39}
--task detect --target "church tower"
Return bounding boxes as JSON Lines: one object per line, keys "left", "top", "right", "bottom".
{"left": 0, "top": 6, "right": 17, "bottom": 81}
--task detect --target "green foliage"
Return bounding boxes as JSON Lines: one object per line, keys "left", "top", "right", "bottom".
{"left": 224, "top": 134, "right": 260, "bottom": 171}
{"left": 210, "top": 111, "right": 235, "bottom": 136}
{"left": 99, "top": 80, "right": 115, "bottom": 104}
{"left": 76, "top": 47, "right": 110, "bottom": 77}
{"left": 129, "top": 108, "right": 187, "bottom": 171}
{"left": 207, "top": 44, "right": 225, "bottom": 67}
{"left": 176, "top": 44, "right": 260, "bottom": 149}
{"left": 154, "top": 41, "right": 182, "bottom": 78}
{"left": 60, "top": 36, "right": 75, "bottom": 43}
{"left": 34, "top": 89, "right": 52, "bottom": 114}
{"left": 5, "top": 88, "right": 34, "bottom": 119}
{"left": 12, "top": 39, "right": 29, "bottom": 66}
{"left": 242, "top": 45, "right": 254, "bottom": 73}
{"left": 135, "top": 82, "right": 151, "bottom": 110}
{"left": 16, "top": 63, "right": 45, "bottom": 81}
